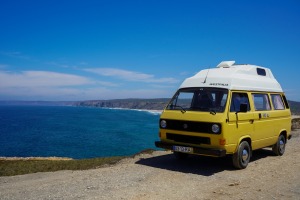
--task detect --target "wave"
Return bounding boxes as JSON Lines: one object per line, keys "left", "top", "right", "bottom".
{"left": 103, "top": 107, "right": 162, "bottom": 115}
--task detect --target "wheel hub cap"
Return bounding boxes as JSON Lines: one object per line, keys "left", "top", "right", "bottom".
{"left": 242, "top": 149, "right": 249, "bottom": 161}
{"left": 279, "top": 140, "right": 284, "bottom": 152}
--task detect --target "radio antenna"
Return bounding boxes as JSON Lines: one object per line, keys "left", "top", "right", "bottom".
{"left": 203, "top": 67, "right": 211, "bottom": 83}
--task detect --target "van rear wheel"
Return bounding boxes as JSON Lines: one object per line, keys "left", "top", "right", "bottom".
{"left": 232, "top": 141, "right": 251, "bottom": 169}
{"left": 272, "top": 134, "right": 286, "bottom": 156}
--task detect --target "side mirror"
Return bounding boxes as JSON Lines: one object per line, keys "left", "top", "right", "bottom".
{"left": 239, "top": 103, "right": 248, "bottom": 113}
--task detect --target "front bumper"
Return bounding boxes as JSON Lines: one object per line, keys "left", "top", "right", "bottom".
{"left": 155, "top": 141, "right": 226, "bottom": 157}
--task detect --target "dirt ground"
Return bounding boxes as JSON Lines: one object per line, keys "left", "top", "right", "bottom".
{"left": 1, "top": 130, "right": 300, "bottom": 200}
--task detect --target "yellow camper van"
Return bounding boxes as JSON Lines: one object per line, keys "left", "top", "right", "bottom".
{"left": 155, "top": 61, "right": 291, "bottom": 169}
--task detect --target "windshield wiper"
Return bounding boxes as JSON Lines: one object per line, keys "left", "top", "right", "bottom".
{"left": 190, "top": 106, "right": 217, "bottom": 115}
{"left": 210, "top": 110, "right": 216, "bottom": 115}
{"left": 171, "top": 105, "right": 186, "bottom": 113}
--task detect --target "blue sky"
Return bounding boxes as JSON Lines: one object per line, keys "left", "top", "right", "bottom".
{"left": 0, "top": 0, "right": 300, "bottom": 101}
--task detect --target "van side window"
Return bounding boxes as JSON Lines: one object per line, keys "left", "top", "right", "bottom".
{"left": 230, "top": 93, "right": 250, "bottom": 112}
{"left": 271, "top": 94, "right": 285, "bottom": 110}
{"left": 252, "top": 93, "right": 271, "bottom": 111}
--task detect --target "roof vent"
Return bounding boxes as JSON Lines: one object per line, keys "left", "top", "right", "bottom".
{"left": 216, "top": 61, "right": 235, "bottom": 68}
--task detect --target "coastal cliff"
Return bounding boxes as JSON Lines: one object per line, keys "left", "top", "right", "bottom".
{"left": 73, "top": 98, "right": 169, "bottom": 110}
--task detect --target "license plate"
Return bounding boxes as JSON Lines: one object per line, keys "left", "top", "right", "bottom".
{"left": 173, "top": 145, "right": 193, "bottom": 153}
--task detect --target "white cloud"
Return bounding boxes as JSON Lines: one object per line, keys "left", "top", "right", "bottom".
{"left": 0, "top": 70, "right": 93, "bottom": 87}
{"left": 84, "top": 68, "right": 178, "bottom": 84}
{"left": 0, "top": 85, "right": 173, "bottom": 101}
{"left": 0, "top": 70, "right": 121, "bottom": 88}
{"left": 81, "top": 88, "right": 174, "bottom": 100}
{"left": 0, "top": 70, "right": 121, "bottom": 100}
{"left": 0, "top": 69, "right": 176, "bottom": 100}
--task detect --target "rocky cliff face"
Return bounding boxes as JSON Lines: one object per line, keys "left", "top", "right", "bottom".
{"left": 289, "top": 101, "right": 300, "bottom": 115}
{"left": 292, "top": 118, "right": 300, "bottom": 130}
{"left": 74, "top": 99, "right": 169, "bottom": 110}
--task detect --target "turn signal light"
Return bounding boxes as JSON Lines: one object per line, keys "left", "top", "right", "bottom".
{"left": 219, "top": 138, "right": 226, "bottom": 146}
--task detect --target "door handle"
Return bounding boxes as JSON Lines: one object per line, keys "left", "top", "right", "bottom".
{"left": 249, "top": 119, "right": 254, "bottom": 124}
{"left": 259, "top": 113, "right": 270, "bottom": 119}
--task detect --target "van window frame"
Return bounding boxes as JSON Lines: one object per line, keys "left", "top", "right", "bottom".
{"left": 230, "top": 92, "right": 250, "bottom": 112}
{"left": 252, "top": 93, "right": 271, "bottom": 111}
{"left": 166, "top": 87, "right": 229, "bottom": 113}
{"left": 282, "top": 95, "right": 290, "bottom": 109}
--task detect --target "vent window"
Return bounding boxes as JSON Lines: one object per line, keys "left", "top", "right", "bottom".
{"left": 257, "top": 68, "right": 266, "bottom": 76}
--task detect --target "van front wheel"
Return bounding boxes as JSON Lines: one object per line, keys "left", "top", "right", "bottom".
{"left": 272, "top": 134, "right": 286, "bottom": 156}
{"left": 232, "top": 141, "right": 251, "bottom": 169}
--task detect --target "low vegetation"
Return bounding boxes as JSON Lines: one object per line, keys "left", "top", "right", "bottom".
{"left": 0, "top": 156, "right": 125, "bottom": 177}
{"left": 0, "top": 149, "right": 155, "bottom": 177}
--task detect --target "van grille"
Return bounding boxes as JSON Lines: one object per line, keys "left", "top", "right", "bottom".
{"left": 166, "top": 133, "right": 211, "bottom": 145}
{"left": 161, "top": 119, "right": 221, "bottom": 134}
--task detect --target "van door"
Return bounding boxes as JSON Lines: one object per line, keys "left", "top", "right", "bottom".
{"left": 251, "top": 93, "right": 275, "bottom": 149}
{"left": 227, "top": 92, "right": 254, "bottom": 148}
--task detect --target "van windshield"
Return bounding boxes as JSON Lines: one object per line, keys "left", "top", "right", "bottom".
{"left": 166, "top": 88, "right": 228, "bottom": 113}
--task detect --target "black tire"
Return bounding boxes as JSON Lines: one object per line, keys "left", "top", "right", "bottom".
{"left": 272, "top": 134, "right": 286, "bottom": 156}
{"left": 173, "top": 152, "right": 189, "bottom": 159}
{"left": 232, "top": 141, "right": 251, "bottom": 169}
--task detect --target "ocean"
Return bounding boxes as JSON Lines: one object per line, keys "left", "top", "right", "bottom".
{"left": 0, "top": 106, "right": 161, "bottom": 159}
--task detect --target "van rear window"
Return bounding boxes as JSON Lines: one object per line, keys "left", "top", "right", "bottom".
{"left": 271, "top": 94, "right": 285, "bottom": 110}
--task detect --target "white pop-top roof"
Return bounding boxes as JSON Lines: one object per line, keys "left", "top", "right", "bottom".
{"left": 180, "top": 61, "right": 283, "bottom": 92}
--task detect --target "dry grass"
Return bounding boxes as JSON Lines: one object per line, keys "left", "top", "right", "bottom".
{"left": 0, "top": 149, "right": 156, "bottom": 177}
{"left": 0, "top": 156, "right": 125, "bottom": 177}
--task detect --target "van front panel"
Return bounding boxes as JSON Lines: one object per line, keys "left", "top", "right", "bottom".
{"left": 159, "top": 110, "right": 227, "bottom": 150}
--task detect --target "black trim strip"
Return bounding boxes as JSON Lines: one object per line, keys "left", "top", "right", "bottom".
{"left": 160, "top": 119, "right": 221, "bottom": 134}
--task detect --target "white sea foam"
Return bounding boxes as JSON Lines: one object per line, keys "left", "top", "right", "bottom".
{"left": 131, "top": 109, "right": 162, "bottom": 115}
{"left": 101, "top": 107, "right": 162, "bottom": 115}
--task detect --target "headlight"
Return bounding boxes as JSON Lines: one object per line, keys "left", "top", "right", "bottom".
{"left": 160, "top": 120, "right": 167, "bottom": 128}
{"left": 212, "top": 124, "right": 220, "bottom": 133}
